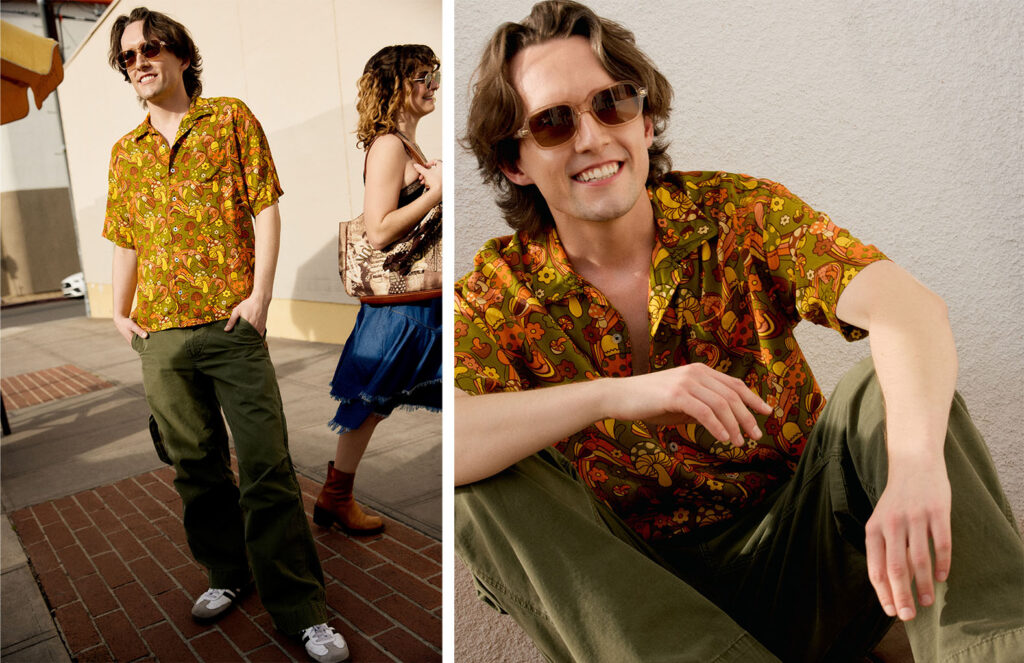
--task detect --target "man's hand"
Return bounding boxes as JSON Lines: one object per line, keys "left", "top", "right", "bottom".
{"left": 609, "top": 363, "right": 772, "bottom": 447}
{"left": 864, "top": 458, "right": 952, "bottom": 621}
{"left": 114, "top": 314, "right": 148, "bottom": 344}
{"left": 224, "top": 294, "right": 270, "bottom": 335}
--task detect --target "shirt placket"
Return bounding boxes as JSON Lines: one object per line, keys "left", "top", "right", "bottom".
{"left": 648, "top": 247, "right": 686, "bottom": 369}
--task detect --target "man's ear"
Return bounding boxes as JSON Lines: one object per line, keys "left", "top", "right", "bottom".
{"left": 499, "top": 161, "right": 534, "bottom": 187}
{"left": 643, "top": 115, "right": 654, "bottom": 148}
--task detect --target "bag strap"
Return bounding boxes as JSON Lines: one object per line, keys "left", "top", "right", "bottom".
{"left": 363, "top": 132, "right": 427, "bottom": 181}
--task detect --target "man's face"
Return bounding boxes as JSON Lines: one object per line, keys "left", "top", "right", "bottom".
{"left": 503, "top": 36, "right": 654, "bottom": 230}
{"left": 120, "top": 20, "right": 188, "bottom": 105}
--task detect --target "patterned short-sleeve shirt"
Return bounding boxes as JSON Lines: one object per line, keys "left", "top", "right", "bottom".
{"left": 103, "top": 96, "right": 283, "bottom": 332}
{"left": 454, "top": 171, "right": 889, "bottom": 542}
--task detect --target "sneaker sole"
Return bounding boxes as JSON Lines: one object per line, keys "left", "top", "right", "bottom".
{"left": 191, "top": 601, "right": 237, "bottom": 624}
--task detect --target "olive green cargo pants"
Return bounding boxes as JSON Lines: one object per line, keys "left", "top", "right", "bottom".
{"left": 455, "top": 359, "right": 1024, "bottom": 662}
{"left": 133, "top": 319, "right": 327, "bottom": 633}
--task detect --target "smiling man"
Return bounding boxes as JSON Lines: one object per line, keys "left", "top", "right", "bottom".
{"left": 102, "top": 7, "right": 347, "bottom": 662}
{"left": 453, "top": 2, "right": 1024, "bottom": 661}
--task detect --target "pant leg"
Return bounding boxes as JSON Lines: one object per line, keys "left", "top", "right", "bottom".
{"left": 133, "top": 329, "right": 250, "bottom": 588}
{"left": 821, "top": 358, "right": 1024, "bottom": 662}
{"left": 196, "top": 320, "right": 327, "bottom": 634}
{"left": 660, "top": 360, "right": 893, "bottom": 662}
{"left": 455, "top": 448, "right": 781, "bottom": 663}
{"left": 694, "top": 357, "right": 1024, "bottom": 662}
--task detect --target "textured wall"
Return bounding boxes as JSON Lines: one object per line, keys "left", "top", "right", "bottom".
{"left": 454, "top": 0, "right": 1024, "bottom": 659}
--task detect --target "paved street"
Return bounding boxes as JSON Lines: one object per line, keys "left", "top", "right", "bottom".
{"left": 1, "top": 299, "right": 441, "bottom": 661}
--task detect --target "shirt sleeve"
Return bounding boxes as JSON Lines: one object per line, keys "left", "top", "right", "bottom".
{"left": 745, "top": 178, "right": 888, "bottom": 340}
{"left": 231, "top": 100, "right": 283, "bottom": 217}
{"left": 453, "top": 277, "right": 524, "bottom": 395}
{"left": 101, "top": 141, "right": 135, "bottom": 248}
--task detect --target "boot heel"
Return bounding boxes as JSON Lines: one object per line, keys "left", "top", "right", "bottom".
{"left": 312, "top": 504, "right": 334, "bottom": 528}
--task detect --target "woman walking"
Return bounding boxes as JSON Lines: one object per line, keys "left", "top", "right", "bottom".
{"left": 314, "top": 45, "right": 443, "bottom": 534}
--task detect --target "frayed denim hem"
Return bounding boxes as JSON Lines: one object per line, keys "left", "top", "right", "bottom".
{"left": 326, "top": 377, "right": 441, "bottom": 433}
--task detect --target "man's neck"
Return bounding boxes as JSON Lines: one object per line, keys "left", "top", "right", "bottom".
{"left": 147, "top": 92, "right": 192, "bottom": 146}
{"left": 555, "top": 194, "right": 656, "bottom": 276}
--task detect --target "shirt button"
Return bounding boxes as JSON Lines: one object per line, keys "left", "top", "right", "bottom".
{"left": 172, "top": 197, "right": 177, "bottom": 201}
{"left": 170, "top": 168, "right": 175, "bottom": 173}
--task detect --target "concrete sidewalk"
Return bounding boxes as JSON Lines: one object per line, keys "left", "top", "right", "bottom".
{"left": 1, "top": 299, "right": 441, "bottom": 661}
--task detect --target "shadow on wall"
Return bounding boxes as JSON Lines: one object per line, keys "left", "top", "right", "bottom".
{"left": 1, "top": 253, "right": 19, "bottom": 295}
{"left": 287, "top": 235, "right": 357, "bottom": 344}
{"left": 268, "top": 104, "right": 359, "bottom": 343}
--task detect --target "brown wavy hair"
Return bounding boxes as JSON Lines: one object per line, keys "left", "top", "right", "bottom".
{"left": 356, "top": 45, "right": 440, "bottom": 149}
{"left": 464, "top": 0, "right": 673, "bottom": 235}
{"left": 108, "top": 7, "right": 203, "bottom": 100}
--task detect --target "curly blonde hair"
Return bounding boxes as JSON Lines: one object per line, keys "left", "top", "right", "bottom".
{"left": 356, "top": 45, "right": 439, "bottom": 149}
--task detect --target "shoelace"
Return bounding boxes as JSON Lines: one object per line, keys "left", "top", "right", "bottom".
{"left": 303, "top": 624, "right": 336, "bottom": 645}
{"left": 198, "top": 588, "right": 235, "bottom": 602}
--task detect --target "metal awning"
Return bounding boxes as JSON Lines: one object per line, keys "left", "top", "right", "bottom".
{"left": 1, "top": 19, "right": 64, "bottom": 124}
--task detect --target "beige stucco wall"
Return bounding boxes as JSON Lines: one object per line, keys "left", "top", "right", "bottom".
{"left": 59, "top": 0, "right": 441, "bottom": 344}
{"left": 454, "top": 0, "right": 1024, "bottom": 660}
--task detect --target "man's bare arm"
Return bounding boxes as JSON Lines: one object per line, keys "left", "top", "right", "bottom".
{"left": 225, "top": 202, "right": 280, "bottom": 335}
{"left": 112, "top": 245, "right": 147, "bottom": 343}
{"left": 455, "top": 364, "right": 772, "bottom": 485}
{"left": 835, "top": 259, "right": 956, "bottom": 622}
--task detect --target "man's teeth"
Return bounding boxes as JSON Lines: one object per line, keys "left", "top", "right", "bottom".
{"left": 574, "top": 163, "right": 620, "bottom": 182}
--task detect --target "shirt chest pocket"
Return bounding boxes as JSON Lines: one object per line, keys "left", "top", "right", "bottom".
{"left": 185, "top": 152, "right": 227, "bottom": 183}
{"left": 177, "top": 133, "right": 230, "bottom": 183}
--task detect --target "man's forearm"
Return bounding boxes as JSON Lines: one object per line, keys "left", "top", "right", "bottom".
{"left": 868, "top": 294, "right": 956, "bottom": 467}
{"left": 455, "top": 361, "right": 770, "bottom": 486}
{"left": 455, "top": 380, "right": 613, "bottom": 486}
{"left": 250, "top": 203, "right": 281, "bottom": 302}
{"left": 112, "top": 245, "right": 139, "bottom": 319}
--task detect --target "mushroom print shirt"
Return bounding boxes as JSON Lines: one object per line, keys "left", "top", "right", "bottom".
{"left": 103, "top": 97, "right": 282, "bottom": 332}
{"left": 454, "top": 171, "right": 889, "bottom": 542}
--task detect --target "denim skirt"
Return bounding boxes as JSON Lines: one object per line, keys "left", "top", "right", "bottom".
{"left": 328, "top": 297, "right": 441, "bottom": 432}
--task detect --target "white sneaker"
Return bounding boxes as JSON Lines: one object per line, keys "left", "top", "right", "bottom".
{"left": 301, "top": 623, "right": 350, "bottom": 663}
{"left": 191, "top": 587, "right": 243, "bottom": 623}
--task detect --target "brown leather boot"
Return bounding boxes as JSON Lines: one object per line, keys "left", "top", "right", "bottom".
{"left": 313, "top": 461, "right": 384, "bottom": 534}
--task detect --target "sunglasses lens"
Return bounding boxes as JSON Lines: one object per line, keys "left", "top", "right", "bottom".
{"left": 593, "top": 84, "right": 642, "bottom": 126}
{"left": 529, "top": 105, "right": 576, "bottom": 147}
{"left": 118, "top": 50, "right": 136, "bottom": 70}
{"left": 141, "top": 40, "right": 163, "bottom": 58}
{"left": 119, "top": 41, "right": 163, "bottom": 70}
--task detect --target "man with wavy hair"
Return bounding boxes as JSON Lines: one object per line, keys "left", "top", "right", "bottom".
{"left": 103, "top": 7, "right": 347, "bottom": 662}
{"left": 454, "top": 1, "right": 1023, "bottom": 661}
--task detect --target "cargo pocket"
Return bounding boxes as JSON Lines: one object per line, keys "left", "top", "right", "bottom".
{"left": 148, "top": 415, "right": 173, "bottom": 465}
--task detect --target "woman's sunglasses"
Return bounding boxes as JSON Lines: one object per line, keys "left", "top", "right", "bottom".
{"left": 515, "top": 81, "right": 647, "bottom": 149}
{"left": 117, "top": 40, "right": 168, "bottom": 71}
{"left": 412, "top": 70, "right": 440, "bottom": 87}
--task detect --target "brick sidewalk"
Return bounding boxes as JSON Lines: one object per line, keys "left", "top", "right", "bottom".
{"left": 1, "top": 365, "right": 113, "bottom": 410}
{"left": 9, "top": 466, "right": 441, "bottom": 662}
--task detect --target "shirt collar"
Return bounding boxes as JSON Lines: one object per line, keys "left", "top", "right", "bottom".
{"left": 130, "top": 96, "right": 214, "bottom": 142}
{"left": 520, "top": 175, "right": 720, "bottom": 305}
{"left": 649, "top": 177, "right": 719, "bottom": 264}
